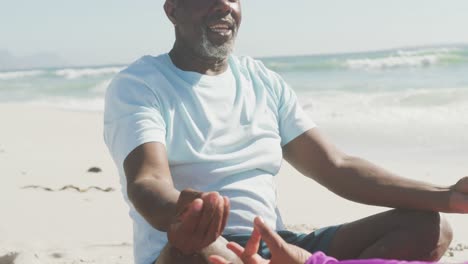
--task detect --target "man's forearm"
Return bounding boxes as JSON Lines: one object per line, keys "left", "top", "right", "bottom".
{"left": 127, "top": 177, "right": 180, "bottom": 232}
{"left": 321, "top": 155, "right": 451, "bottom": 211}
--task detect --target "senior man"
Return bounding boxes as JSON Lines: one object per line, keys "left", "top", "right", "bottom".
{"left": 104, "top": 0, "right": 468, "bottom": 263}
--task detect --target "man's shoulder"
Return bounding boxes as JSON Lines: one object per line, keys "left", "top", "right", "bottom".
{"left": 230, "top": 55, "right": 266, "bottom": 71}
{"left": 230, "top": 55, "right": 283, "bottom": 85}
{"left": 106, "top": 54, "right": 172, "bottom": 95}
{"left": 117, "top": 54, "right": 167, "bottom": 80}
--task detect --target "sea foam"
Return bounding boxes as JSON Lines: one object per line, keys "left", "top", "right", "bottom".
{"left": 0, "top": 70, "right": 45, "bottom": 80}
{"left": 300, "top": 88, "right": 468, "bottom": 125}
{"left": 344, "top": 55, "right": 440, "bottom": 70}
{"left": 343, "top": 47, "right": 464, "bottom": 70}
{"left": 54, "top": 67, "right": 123, "bottom": 79}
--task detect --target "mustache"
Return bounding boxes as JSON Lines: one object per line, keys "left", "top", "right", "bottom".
{"left": 207, "top": 14, "right": 237, "bottom": 30}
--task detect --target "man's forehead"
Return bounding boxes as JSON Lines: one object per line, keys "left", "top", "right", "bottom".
{"left": 166, "top": 0, "right": 236, "bottom": 5}
{"left": 166, "top": 0, "right": 241, "bottom": 10}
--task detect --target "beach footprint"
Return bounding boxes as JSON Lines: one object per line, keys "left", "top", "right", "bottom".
{"left": 0, "top": 252, "right": 18, "bottom": 264}
{"left": 0, "top": 252, "right": 42, "bottom": 264}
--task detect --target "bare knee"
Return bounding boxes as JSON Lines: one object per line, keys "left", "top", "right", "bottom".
{"left": 395, "top": 210, "right": 453, "bottom": 261}
{"left": 401, "top": 210, "right": 452, "bottom": 246}
{"left": 428, "top": 213, "right": 453, "bottom": 260}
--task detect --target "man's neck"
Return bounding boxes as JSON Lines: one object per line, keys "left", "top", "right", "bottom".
{"left": 169, "top": 45, "right": 229, "bottom": 76}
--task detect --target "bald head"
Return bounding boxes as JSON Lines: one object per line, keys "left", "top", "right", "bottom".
{"left": 164, "top": 0, "right": 179, "bottom": 8}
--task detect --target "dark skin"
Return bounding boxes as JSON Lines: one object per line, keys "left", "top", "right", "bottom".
{"left": 165, "top": 0, "right": 241, "bottom": 75}
{"left": 123, "top": 0, "right": 468, "bottom": 263}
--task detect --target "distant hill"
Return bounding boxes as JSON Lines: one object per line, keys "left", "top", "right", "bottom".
{"left": 0, "top": 50, "right": 69, "bottom": 71}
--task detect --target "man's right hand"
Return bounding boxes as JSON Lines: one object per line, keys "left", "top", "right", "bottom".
{"left": 209, "top": 217, "right": 311, "bottom": 264}
{"left": 167, "top": 189, "right": 230, "bottom": 255}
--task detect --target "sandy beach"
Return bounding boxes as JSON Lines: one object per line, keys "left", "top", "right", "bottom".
{"left": 0, "top": 103, "right": 467, "bottom": 263}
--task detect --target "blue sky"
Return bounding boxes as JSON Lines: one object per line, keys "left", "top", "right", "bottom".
{"left": 1, "top": 0, "right": 468, "bottom": 66}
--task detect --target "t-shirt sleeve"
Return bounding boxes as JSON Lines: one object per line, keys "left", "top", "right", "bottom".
{"left": 103, "top": 73, "right": 166, "bottom": 168}
{"left": 276, "top": 76, "right": 316, "bottom": 146}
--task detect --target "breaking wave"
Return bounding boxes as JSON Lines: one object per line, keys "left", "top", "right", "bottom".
{"left": 262, "top": 46, "right": 468, "bottom": 72}
{"left": 54, "top": 67, "right": 123, "bottom": 79}
{"left": 0, "top": 70, "right": 45, "bottom": 80}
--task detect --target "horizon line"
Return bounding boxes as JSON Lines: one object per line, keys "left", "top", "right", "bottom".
{"left": 1, "top": 42, "right": 467, "bottom": 72}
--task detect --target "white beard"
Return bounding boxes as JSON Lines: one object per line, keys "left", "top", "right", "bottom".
{"left": 195, "top": 26, "right": 236, "bottom": 59}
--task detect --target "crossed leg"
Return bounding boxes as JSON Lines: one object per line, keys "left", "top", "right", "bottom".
{"left": 154, "top": 209, "right": 453, "bottom": 263}
{"left": 327, "top": 209, "right": 453, "bottom": 261}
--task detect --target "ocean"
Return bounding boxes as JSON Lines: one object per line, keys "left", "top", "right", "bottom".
{"left": 1, "top": 44, "right": 468, "bottom": 127}
{"left": 261, "top": 45, "right": 468, "bottom": 126}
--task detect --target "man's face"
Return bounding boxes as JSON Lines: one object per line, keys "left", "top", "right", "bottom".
{"left": 170, "top": 0, "right": 242, "bottom": 59}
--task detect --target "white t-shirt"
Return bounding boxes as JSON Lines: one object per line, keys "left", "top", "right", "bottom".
{"left": 104, "top": 54, "right": 315, "bottom": 264}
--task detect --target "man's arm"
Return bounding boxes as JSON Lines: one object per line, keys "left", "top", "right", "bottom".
{"left": 282, "top": 128, "right": 468, "bottom": 213}
{"left": 123, "top": 142, "right": 230, "bottom": 254}
{"left": 124, "top": 142, "right": 179, "bottom": 231}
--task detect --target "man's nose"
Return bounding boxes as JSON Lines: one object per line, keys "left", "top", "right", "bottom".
{"left": 212, "top": 0, "right": 232, "bottom": 14}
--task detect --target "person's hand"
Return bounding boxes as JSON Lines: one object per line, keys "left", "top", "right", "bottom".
{"left": 209, "top": 217, "right": 311, "bottom": 264}
{"left": 449, "top": 177, "right": 468, "bottom": 213}
{"left": 167, "top": 189, "right": 230, "bottom": 255}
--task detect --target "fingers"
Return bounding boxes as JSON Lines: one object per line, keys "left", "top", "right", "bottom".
{"left": 198, "top": 193, "right": 231, "bottom": 247}
{"left": 193, "top": 192, "right": 222, "bottom": 246}
{"left": 169, "top": 190, "right": 231, "bottom": 254}
{"left": 253, "top": 217, "right": 312, "bottom": 264}
{"left": 220, "top": 196, "right": 230, "bottom": 232}
{"left": 227, "top": 240, "right": 268, "bottom": 264}
{"left": 449, "top": 191, "right": 468, "bottom": 213}
{"left": 253, "top": 216, "right": 284, "bottom": 253}
{"left": 454, "top": 176, "right": 468, "bottom": 193}
{"left": 209, "top": 196, "right": 230, "bottom": 244}
{"left": 208, "top": 255, "right": 231, "bottom": 264}
{"left": 168, "top": 198, "right": 203, "bottom": 253}
{"left": 226, "top": 242, "right": 246, "bottom": 258}
{"left": 175, "top": 198, "right": 203, "bottom": 227}
{"left": 449, "top": 177, "right": 468, "bottom": 213}
{"left": 243, "top": 226, "right": 261, "bottom": 256}
{"left": 176, "top": 188, "right": 203, "bottom": 215}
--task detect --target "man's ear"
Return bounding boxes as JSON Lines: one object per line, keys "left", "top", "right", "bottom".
{"left": 164, "top": 1, "right": 177, "bottom": 25}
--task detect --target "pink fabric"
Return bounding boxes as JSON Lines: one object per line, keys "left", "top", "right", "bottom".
{"left": 305, "top": 252, "right": 340, "bottom": 264}
{"left": 305, "top": 252, "right": 463, "bottom": 264}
